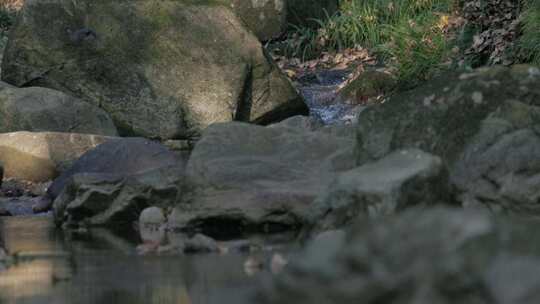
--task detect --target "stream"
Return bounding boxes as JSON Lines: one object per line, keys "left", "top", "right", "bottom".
{"left": 0, "top": 69, "right": 356, "bottom": 304}
{"left": 298, "top": 68, "right": 363, "bottom": 124}
{"left": 0, "top": 216, "right": 296, "bottom": 304}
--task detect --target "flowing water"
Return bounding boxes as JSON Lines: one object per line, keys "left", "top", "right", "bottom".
{"left": 0, "top": 216, "right": 295, "bottom": 304}
{"left": 298, "top": 69, "right": 364, "bottom": 124}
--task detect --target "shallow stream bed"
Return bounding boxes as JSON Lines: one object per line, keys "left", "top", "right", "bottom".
{"left": 0, "top": 216, "right": 294, "bottom": 304}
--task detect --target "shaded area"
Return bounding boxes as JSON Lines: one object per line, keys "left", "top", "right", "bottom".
{"left": 0, "top": 216, "right": 294, "bottom": 304}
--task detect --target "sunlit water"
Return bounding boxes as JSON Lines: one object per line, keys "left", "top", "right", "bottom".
{"left": 299, "top": 69, "right": 362, "bottom": 124}
{"left": 0, "top": 216, "right": 294, "bottom": 304}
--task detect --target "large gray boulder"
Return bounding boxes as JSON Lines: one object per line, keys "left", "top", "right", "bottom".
{"left": 50, "top": 138, "right": 185, "bottom": 226}
{"left": 0, "top": 81, "right": 117, "bottom": 135}
{"left": 2, "top": 0, "right": 307, "bottom": 139}
{"left": 169, "top": 116, "right": 356, "bottom": 235}
{"left": 0, "top": 132, "right": 112, "bottom": 182}
{"left": 356, "top": 65, "right": 540, "bottom": 215}
{"left": 307, "top": 149, "right": 451, "bottom": 231}
{"left": 258, "top": 207, "right": 540, "bottom": 304}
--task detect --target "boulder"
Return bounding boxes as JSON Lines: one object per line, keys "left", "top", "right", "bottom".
{"left": 2, "top": 0, "right": 307, "bottom": 139}
{"left": 169, "top": 116, "right": 356, "bottom": 236}
{"left": 229, "top": 0, "right": 286, "bottom": 41}
{"left": 51, "top": 138, "right": 185, "bottom": 226}
{"left": 53, "top": 165, "right": 183, "bottom": 227}
{"left": 356, "top": 65, "right": 540, "bottom": 215}
{"left": 334, "top": 70, "right": 396, "bottom": 105}
{"left": 48, "top": 137, "right": 184, "bottom": 198}
{"left": 0, "top": 81, "right": 117, "bottom": 135}
{"left": 0, "top": 131, "right": 112, "bottom": 182}
{"left": 257, "top": 207, "right": 540, "bottom": 304}
{"left": 307, "top": 149, "right": 451, "bottom": 231}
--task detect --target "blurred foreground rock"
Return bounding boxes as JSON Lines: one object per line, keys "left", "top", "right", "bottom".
{"left": 258, "top": 207, "right": 540, "bottom": 304}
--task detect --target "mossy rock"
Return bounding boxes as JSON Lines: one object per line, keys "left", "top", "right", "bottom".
{"left": 2, "top": 0, "right": 307, "bottom": 139}
{"left": 336, "top": 70, "right": 397, "bottom": 105}
{"left": 356, "top": 65, "right": 540, "bottom": 214}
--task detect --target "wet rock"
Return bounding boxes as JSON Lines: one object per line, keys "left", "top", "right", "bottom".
{"left": 138, "top": 206, "right": 166, "bottom": 244}
{"left": 169, "top": 116, "right": 356, "bottom": 235}
{"left": 307, "top": 149, "right": 451, "bottom": 231}
{"left": 356, "top": 65, "right": 540, "bottom": 215}
{"left": 335, "top": 70, "right": 396, "bottom": 105}
{"left": 0, "top": 132, "right": 112, "bottom": 182}
{"left": 139, "top": 207, "right": 166, "bottom": 226}
{"left": 257, "top": 207, "right": 540, "bottom": 304}
{"left": 0, "top": 81, "right": 117, "bottom": 135}
{"left": 52, "top": 138, "right": 185, "bottom": 226}
{"left": 2, "top": 1, "right": 307, "bottom": 139}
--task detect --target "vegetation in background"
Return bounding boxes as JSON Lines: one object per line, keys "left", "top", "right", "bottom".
{"left": 279, "top": 0, "right": 460, "bottom": 88}
{"left": 519, "top": 0, "right": 540, "bottom": 65}
{"left": 458, "top": 0, "right": 540, "bottom": 67}
{"left": 459, "top": 0, "right": 521, "bottom": 67}
{"left": 379, "top": 13, "right": 455, "bottom": 88}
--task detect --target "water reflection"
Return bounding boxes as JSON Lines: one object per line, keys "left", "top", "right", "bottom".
{"left": 0, "top": 217, "right": 292, "bottom": 304}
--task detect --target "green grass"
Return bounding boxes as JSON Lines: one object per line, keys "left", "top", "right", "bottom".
{"left": 519, "top": 0, "right": 540, "bottom": 65}
{"left": 281, "top": 0, "right": 458, "bottom": 87}
{"left": 379, "top": 13, "right": 453, "bottom": 88}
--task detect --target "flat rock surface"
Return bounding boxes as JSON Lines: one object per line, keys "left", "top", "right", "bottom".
{"left": 170, "top": 116, "right": 356, "bottom": 234}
